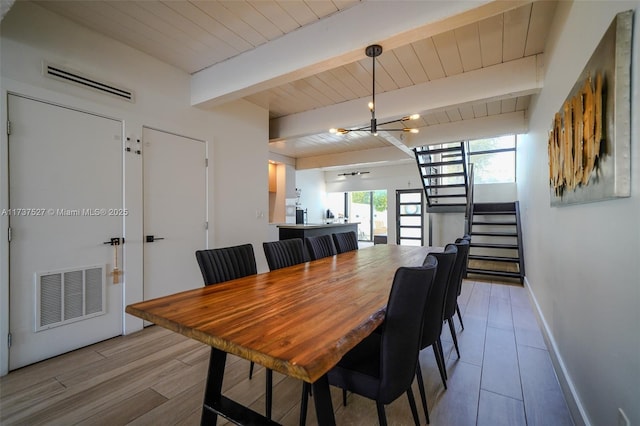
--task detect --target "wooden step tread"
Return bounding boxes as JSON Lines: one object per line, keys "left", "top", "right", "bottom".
{"left": 470, "top": 242, "right": 518, "bottom": 249}
{"left": 473, "top": 211, "right": 515, "bottom": 215}
{"left": 472, "top": 221, "right": 517, "bottom": 226}
{"left": 471, "top": 231, "right": 518, "bottom": 237}
{"left": 468, "top": 254, "right": 520, "bottom": 263}
{"left": 467, "top": 268, "right": 522, "bottom": 278}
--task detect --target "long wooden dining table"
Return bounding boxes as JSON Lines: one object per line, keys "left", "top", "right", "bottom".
{"left": 126, "top": 244, "right": 436, "bottom": 425}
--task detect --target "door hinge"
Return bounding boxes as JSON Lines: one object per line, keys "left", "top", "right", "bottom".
{"left": 205, "top": 158, "right": 208, "bottom": 167}
{"left": 8, "top": 333, "right": 12, "bottom": 349}
{"left": 205, "top": 221, "right": 209, "bottom": 230}
{"left": 7, "top": 227, "right": 11, "bottom": 243}
{"left": 7, "top": 120, "right": 11, "bottom": 135}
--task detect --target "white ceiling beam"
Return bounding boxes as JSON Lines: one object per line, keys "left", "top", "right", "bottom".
{"left": 295, "top": 146, "right": 410, "bottom": 170}
{"left": 405, "top": 111, "right": 528, "bottom": 147}
{"left": 191, "top": 0, "right": 531, "bottom": 108}
{"left": 271, "top": 54, "right": 543, "bottom": 140}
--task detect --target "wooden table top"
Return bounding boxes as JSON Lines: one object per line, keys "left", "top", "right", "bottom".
{"left": 126, "top": 244, "right": 435, "bottom": 383}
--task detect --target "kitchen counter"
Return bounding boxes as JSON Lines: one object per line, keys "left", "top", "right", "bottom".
{"left": 277, "top": 222, "right": 358, "bottom": 240}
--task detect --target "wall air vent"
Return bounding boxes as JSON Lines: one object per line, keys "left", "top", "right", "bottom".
{"left": 43, "top": 62, "right": 135, "bottom": 102}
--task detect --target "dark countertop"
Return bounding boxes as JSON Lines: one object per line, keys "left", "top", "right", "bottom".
{"left": 277, "top": 223, "right": 358, "bottom": 229}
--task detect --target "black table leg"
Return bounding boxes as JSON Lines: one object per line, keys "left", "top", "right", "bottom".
{"left": 201, "top": 348, "right": 227, "bottom": 425}
{"left": 312, "top": 374, "right": 336, "bottom": 426}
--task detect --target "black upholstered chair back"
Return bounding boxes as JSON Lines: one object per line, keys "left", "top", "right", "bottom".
{"left": 304, "top": 235, "right": 337, "bottom": 260}
{"left": 456, "top": 236, "right": 471, "bottom": 284}
{"left": 378, "top": 261, "right": 437, "bottom": 404}
{"left": 262, "top": 238, "right": 306, "bottom": 271}
{"left": 444, "top": 239, "right": 469, "bottom": 319}
{"left": 332, "top": 231, "right": 358, "bottom": 254}
{"left": 420, "top": 245, "right": 457, "bottom": 348}
{"left": 195, "top": 244, "right": 257, "bottom": 286}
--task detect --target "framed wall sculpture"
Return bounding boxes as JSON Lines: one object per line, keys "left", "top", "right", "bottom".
{"left": 548, "top": 10, "right": 632, "bottom": 206}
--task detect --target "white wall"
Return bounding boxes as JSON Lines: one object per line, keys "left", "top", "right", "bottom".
{"left": 517, "top": 2, "right": 640, "bottom": 425}
{"left": 295, "top": 169, "right": 327, "bottom": 223}
{"left": 325, "top": 162, "right": 424, "bottom": 244}
{"left": 0, "top": 2, "right": 269, "bottom": 375}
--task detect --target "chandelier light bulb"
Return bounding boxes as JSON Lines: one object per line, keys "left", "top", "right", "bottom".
{"left": 368, "top": 101, "right": 374, "bottom": 111}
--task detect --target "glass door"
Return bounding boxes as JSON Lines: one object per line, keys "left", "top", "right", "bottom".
{"left": 396, "top": 189, "right": 424, "bottom": 246}
{"left": 327, "top": 190, "right": 387, "bottom": 242}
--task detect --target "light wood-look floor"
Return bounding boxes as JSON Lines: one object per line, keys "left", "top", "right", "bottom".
{"left": 0, "top": 279, "right": 574, "bottom": 426}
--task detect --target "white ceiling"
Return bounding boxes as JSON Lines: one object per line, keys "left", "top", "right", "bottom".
{"left": 32, "top": 0, "right": 559, "bottom": 170}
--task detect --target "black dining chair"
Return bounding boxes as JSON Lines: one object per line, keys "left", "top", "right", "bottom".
{"left": 325, "top": 259, "right": 438, "bottom": 426}
{"left": 455, "top": 235, "right": 471, "bottom": 326}
{"left": 305, "top": 235, "right": 337, "bottom": 260}
{"left": 195, "top": 243, "right": 274, "bottom": 419}
{"left": 262, "top": 238, "right": 306, "bottom": 270}
{"left": 415, "top": 245, "right": 457, "bottom": 422}
{"left": 332, "top": 230, "right": 359, "bottom": 254}
{"left": 443, "top": 239, "right": 470, "bottom": 359}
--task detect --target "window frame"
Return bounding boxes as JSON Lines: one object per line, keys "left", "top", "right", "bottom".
{"left": 465, "top": 135, "right": 518, "bottom": 184}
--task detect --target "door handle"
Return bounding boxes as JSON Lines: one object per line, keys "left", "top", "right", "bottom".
{"left": 103, "top": 237, "right": 124, "bottom": 246}
{"left": 146, "top": 235, "right": 165, "bottom": 243}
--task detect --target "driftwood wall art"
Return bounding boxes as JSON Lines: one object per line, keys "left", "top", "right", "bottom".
{"left": 548, "top": 72, "right": 604, "bottom": 196}
{"left": 548, "top": 10, "right": 632, "bottom": 206}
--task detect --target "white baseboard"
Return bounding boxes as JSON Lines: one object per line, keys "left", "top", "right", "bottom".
{"left": 523, "top": 276, "right": 590, "bottom": 426}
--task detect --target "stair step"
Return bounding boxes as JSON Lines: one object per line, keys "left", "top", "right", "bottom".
{"left": 429, "top": 193, "right": 467, "bottom": 199}
{"left": 467, "top": 268, "right": 522, "bottom": 279}
{"left": 471, "top": 231, "right": 518, "bottom": 237}
{"left": 473, "top": 202, "right": 516, "bottom": 213}
{"left": 415, "top": 146, "right": 462, "bottom": 156}
{"left": 470, "top": 242, "right": 518, "bottom": 249}
{"left": 422, "top": 172, "right": 466, "bottom": 179}
{"left": 427, "top": 204, "right": 466, "bottom": 213}
{"left": 420, "top": 159, "right": 463, "bottom": 168}
{"left": 468, "top": 254, "right": 520, "bottom": 263}
{"left": 472, "top": 221, "right": 517, "bottom": 226}
{"left": 473, "top": 211, "right": 515, "bottom": 216}
{"left": 427, "top": 184, "right": 467, "bottom": 189}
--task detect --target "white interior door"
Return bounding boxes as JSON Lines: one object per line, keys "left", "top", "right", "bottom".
{"left": 8, "top": 95, "right": 124, "bottom": 370}
{"left": 143, "top": 127, "right": 206, "bottom": 301}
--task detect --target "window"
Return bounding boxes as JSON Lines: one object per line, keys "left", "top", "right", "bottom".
{"left": 467, "top": 135, "right": 516, "bottom": 184}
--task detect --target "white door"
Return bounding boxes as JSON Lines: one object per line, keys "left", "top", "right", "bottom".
{"left": 8, "top": 95, "right": 124, "bottom": 370}
{"left": 143, "top": 127, "right": 206, "bottom": 301}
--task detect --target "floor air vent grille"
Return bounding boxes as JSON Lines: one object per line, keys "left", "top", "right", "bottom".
{"left": 44, "top": 62, "right": 135, "bottom": 102}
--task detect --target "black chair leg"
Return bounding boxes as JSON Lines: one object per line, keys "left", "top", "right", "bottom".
{"left": 299, "top": 382, "right": 309, "bottom": 426}
{"left": 249, "top": 361, "right": 254, "bottom": 379}
{"left": 448, "top": 319, "right": 461, "bottom": 358}
{"left": 342, "top": 389, "right": 347, "bottom": 406}
{"left": 266, "top": 368, "right": 273, "bottom": 419}
{"left": 436, "top": 338, "right": 448, "bottom": 380}
{"left": 376, "top": 402, "right": 388, "bottom": 426}
{"left": 432, "top": 343, "right": 447, "bottom": 389}
{"left": 406, "top": 387, "right": 422, "bottom": 426}
{"left": 415, "top": 364, "right": 430, "bottom": 423}
{"left": 456, "top": 303, "right": 464, "bottom": 330}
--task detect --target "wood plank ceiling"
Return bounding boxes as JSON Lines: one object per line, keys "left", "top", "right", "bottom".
{"left": 32, "top": 0, "right": 558, "bottom": 169}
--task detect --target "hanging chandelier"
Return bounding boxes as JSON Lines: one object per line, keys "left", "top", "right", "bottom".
{"left": 330, "top": 44, "right": 420, "bottom": 136}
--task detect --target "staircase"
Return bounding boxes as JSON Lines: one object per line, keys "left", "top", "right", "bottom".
{"left": 467, "top": 202, "right": 525, "bottom": 283}
{"left": 414, "top": 142, "right": 468, "bottom": 213}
